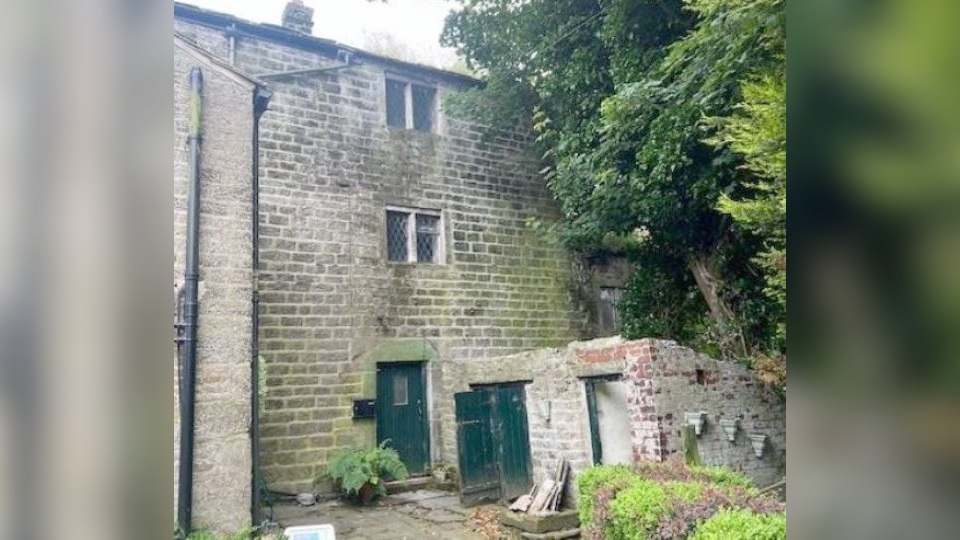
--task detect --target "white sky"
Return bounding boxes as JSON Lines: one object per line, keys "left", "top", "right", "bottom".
{"left": 184, "top": 0, "right": 460, "bottom": 68}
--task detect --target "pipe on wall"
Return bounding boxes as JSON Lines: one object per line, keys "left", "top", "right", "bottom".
{"left": 177, "top": 66, "right": 203, "bottom": 537}
{"left": 250, "top": 85, "right": 272, "bottom": 529}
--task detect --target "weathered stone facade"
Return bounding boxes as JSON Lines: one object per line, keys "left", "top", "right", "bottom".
{"left": 449, "top": 338, "right": 786, "bottom": 503}
{"left": 174, "top": 3, "right": 590, "bottom": 494}
{"left": 173, "top": 36, "right": 262, "bottom": 532}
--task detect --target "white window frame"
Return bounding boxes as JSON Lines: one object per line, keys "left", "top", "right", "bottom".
{"left": 385, "top": 206, "right": 445, "bottom": 264}
{"left": 384, "top": 74, "right": 438, "bottom": 133}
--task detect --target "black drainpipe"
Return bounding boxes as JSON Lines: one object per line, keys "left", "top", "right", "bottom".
{"left": 251, "top": 85, "right": 272, "bottom": 528}
{"left": 177, "top": 67, "right": 204, "bottom": 537}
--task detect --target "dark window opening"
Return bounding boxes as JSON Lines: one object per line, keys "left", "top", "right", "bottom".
{"left": 386, "top": 210, "right": 409, "bottom": 261}
{"left": 695, "top": 369, "right": 706, "bottom": 385}
{"left": 412, "top": 84, "right": 436, "bottom": 132}
{"left": 599, "top": 287, "right": 624, "bottom": 335}
{"left": 385, "top": 79, "right": 407, "bottom": 128}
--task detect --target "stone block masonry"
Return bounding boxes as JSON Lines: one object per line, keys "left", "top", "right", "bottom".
{"left": 174, "top": 36, "right": 259, "bottom": 532}
{"left": 175, "top": 10, "right": 587, "bottom": 494}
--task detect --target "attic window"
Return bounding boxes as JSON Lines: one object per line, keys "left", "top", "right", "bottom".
{"left": 385, "top": 77, "right": 436, "bottom": 132}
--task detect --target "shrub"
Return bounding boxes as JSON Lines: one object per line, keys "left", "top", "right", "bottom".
{"left": 577, "top": 462, "right": 785, "bottom": 539}
{"left": 324, "top": 440, "right": 409, "bottom": 503}
{"left": 577, "top": 465, "right": 641, "bottom": 527}
{"left": 690, "top": 508, "right": 786, "bottom": 540}
{"left": 688, "top": 465, "right": 756, "bottom": 492}
{"left": 608, "top": 480, "right": 671, "bottom": 539}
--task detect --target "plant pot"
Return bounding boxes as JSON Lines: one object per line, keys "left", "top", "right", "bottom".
{"left": 358, "top": 482, "right": 376, "bottom": 505}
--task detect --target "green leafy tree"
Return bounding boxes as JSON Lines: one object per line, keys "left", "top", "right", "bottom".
{"left": 440, "top": 0, "right": 786, "bottom": 370}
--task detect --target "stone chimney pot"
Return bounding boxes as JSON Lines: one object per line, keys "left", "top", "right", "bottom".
{"left": 282, "top": 0, "right": 314, "bottom": 35}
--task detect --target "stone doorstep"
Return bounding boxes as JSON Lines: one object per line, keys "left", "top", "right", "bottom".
{"left": 500, "top": 508, "right": 579, "bottom": 534}
{"left": 384, "top": 476, "right": 457, "bottom": 495}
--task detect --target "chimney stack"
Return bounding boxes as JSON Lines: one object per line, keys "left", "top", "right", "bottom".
{"left": 282, "top": 0, "right": 314, "bottom": 35}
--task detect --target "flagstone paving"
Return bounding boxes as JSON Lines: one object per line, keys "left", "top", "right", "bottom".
{"left": 270, "top": 489, "right": 494, "bottom": 540}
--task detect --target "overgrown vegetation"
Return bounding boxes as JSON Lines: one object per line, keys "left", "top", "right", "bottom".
{"left": 323, "top": 440, "right": 409, "bottom": 504}
{"left": 689, "top": 508, "right": 786, "bottom": 540}
{"left": 577, "top": 461, "right": 785, "bottom": 539}
{"left": 440, "top": 0, "right": 787, "bottom": 389}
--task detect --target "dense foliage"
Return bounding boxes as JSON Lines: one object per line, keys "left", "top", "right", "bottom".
{"left": 440, "top": 0, "right": 786, "bottom": 384}
{"left": 577, "top": 462, "right": 785, "bottom": 539}
{"left": 324, "top": 440, "right": 409, "bottom": 503}
{"left": 689, "top": 508, "right": 786, "bottom": 539}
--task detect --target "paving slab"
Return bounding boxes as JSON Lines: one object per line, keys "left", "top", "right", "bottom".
{"left": 271, "top": 490, "right": 487, "bottom": 540}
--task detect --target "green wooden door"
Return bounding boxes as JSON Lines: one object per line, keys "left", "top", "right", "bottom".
{"left": 455, "top": 390, "right": 499, "bottom": 504}
{"left": 376, "top": 363, "right": 429, "bottom": 475}
{"left": 456, "top": 384, "right": 533, "bottom": 503}
{"left": 492, "top": 385, "right": 533, "bottom": 500}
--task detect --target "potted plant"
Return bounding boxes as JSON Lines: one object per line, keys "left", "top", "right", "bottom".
{"left": 324, "top": 440, "right": 409, "bottom": 504}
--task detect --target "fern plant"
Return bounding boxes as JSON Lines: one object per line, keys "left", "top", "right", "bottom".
{"left": 324, "top": 440, "right": 409, "bottom": 503}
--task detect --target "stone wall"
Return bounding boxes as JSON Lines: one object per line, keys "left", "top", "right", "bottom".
{"left": 174, "top": 39, "right": 257, "bottom": 532}
{"left": 441, "top": 338, "right": 624, "bottom": 504}
{"left": 174, "top": 16, "right": 585, "bottom": 493}
{"left": 451, "top": 338, "right": 786, "bottom": 506}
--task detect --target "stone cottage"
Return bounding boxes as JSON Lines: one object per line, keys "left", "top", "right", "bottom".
{"left": 172, "top": 1, "right": 784, "bottom": 533}
{"left": 174, "top": 0, "right": 614, "bottom": 498}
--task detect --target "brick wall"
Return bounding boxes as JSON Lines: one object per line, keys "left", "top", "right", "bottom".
{"left": 625, "top": 340, "right": 786, "bottom": 488}
{"left": 174, "top": 40, "right": 256, "bottom": 532}
{"left": 175, "top": 18, "right": 586, "bottom": 493}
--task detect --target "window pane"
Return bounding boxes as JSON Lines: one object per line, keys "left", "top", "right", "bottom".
{"left": 386, "top": 211, "right": 409, "bottom": 261}
{"left": 412, "top": 85, "right": 436, "bottom": 132}
{"left": 416, "top": 213, "right": 440, "bottom": 263}
{"left": 386, "top": 79, "right": 407, "bottom": 128}
{"left": 393, "top": 374, "right": 408, "bottom": 406}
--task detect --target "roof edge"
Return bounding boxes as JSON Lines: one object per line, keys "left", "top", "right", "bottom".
{"left": 173, "top": 2, "right": 481, "bottom": 87}
{"left": 175, "top": 33, "right": 269, "bottom": 89}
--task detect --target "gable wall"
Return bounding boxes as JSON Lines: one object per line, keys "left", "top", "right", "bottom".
{"left": 174, "top": 44, "right": 255, "bottom": 532}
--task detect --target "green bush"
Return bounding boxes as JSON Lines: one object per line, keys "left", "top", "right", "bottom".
{"left": 324, "top": 440, "right": 409, "bottom": 503}
{"left": 690, "top": 508, "right": 786, "bottom": 540}
{"left": 664, "top": 481, "right": 703, "bottom": 503}
{"left": 576, "top": 465, "right": 641, "bottom": 526}
{"left": 608, "top": 480, "right": 671, "bottom": 539}
{"left": 577, "top": 462, "right": 784, "bottom": 539}
{"left": 688, "top": 465, "right": 757, "bottom": 492}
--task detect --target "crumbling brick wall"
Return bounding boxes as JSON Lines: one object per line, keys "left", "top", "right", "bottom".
{"left": 624, "top": 340, "right": 786, "bottom": 488}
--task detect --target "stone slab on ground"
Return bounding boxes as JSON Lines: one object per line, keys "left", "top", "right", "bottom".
{"left": 500, "top": 509, "right": 579, "bottom": 534}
